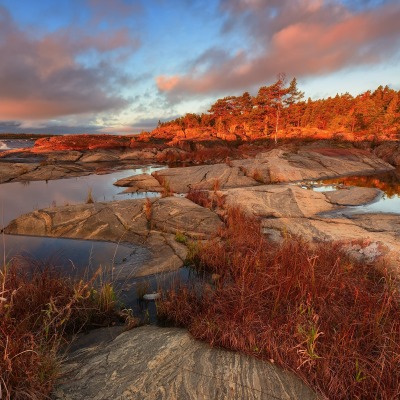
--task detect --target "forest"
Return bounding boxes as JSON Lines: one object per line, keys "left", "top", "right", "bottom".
{"left": 159, "top": 75, "right": 400, "bottom": 142}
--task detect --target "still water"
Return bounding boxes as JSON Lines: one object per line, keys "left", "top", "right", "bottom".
{"left": 0, "top": 165, "right": 163, "bottom": 227}
{"left": 0, "top": 166, "right": 164, "bottom": 273}
{"left": 301, "top": 168, "right": 400, "bottom": 215}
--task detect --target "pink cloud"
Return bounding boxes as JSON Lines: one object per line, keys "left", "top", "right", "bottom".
{"left": 156, "top": 76, "right": 180, "bottom": 91}
{"left": 0, "top": 6, "right": 138, "bottom": 120}
{"left": 157, "top": 0, "right": 400, "bottom": 100}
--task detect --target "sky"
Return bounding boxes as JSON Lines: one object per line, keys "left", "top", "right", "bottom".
{"left": 0, "top": 0, "right": 399, "bottom": 135}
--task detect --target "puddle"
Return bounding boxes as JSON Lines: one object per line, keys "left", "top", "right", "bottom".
{"left": 299, "top": 168, "right": 400, "bottom": 215}
{"left": 0, "top": 234, "right": 148, "bottom": 277}
{"left": 0, "top": 232, "right": 190, "bottom": 322}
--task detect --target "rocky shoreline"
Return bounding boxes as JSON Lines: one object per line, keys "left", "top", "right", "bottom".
{"left": 2, "top": 140, "right": 400, "bottom": 399}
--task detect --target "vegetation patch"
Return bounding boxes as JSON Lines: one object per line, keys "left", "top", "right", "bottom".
{"left": 186, "top": 188, "right": 225, "bottom": 211}
{"left": 0, "top": 258, "right": 129, "bottom": 399}
{"left": 158, "top": 208, "right": 400, "bottom": 399}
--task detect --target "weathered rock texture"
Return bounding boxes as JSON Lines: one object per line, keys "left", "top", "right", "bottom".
{"left": 4, "top": 197, "right": 222, "bottom": 278}
{"left": 115, "top": 147, "right": 394, "bottom": 194}
{"left": 53, "top": 326, "right": 316, "bottom": 400}
{"left": 235, "top": 148, "right": 393, "bottom": 183}
{"left": 323, "top": 186, "right": 380, "bottom": 206}
{"left": 220, "top": 185, "right": 400, "bottom": 272}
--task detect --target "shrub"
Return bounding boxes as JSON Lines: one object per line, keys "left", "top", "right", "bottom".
{"left": 252, "top": 169, "right": 265, "bottom": 184}
{"left": 186, "top": 188, "right": 225, "bottom": 210}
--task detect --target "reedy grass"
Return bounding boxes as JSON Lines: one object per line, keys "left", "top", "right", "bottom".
{"left": 0, "top": 257, "right": 127, "bottom": 399}
{"left": 158, "top": 208, "right": 400, "bottom": 400}
{"left": 86, "top": 187, "right": 94, "bottom": 204}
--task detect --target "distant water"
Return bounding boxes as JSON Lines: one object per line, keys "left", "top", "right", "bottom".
{"left": 0, "top": 139, "right": 35, "bottom": 151}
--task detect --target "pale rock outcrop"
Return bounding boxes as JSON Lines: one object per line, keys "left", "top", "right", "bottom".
{"left": 4, "top": 197, "right": 223, "bottom": 278}
{"left": 152, "top": 164, "right": 257, "bottom": 193}
{"left": 53, "top": 326, "right": 316, "bottom": 400}
{"left": 115, "top": 147, "right": 394, "bottom": 194}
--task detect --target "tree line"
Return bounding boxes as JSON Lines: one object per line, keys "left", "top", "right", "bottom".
{"left": 159, "top": 75, "right": 400, "bottom": 141}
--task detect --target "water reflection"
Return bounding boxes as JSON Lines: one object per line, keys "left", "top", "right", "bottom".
{"left": 301, "top": 167, "right": 400, "bottom": 215}
{"left": 1, "top": 235, "right": 145, "bottom": 276}
{"left": 0, "top": 166, "right": 164, "bottom": 227}
{"left": 320, "top": 168, "right": 400, "bottom": 198}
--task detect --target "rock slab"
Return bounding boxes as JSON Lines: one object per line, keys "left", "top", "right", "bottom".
{"left": 53, "top": 326, "right": 316, "bottom": 400}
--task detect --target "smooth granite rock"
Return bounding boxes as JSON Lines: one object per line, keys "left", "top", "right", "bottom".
{"left": 114, "top": 147, "right": 394, "bottom": 194}
{"left": 323, "top": 186, "right": 380, "bottom": 206}
{"left": 115, "top": 174, "right": 163, "bottom": 193}
{"left": 4, "top": 197, "right": 222, "bottom": 277}
{"left": 234, "top": 148, "right": 394, "bottom": 183}
{"left": 218, "top": 184, "right": 400, "bottom": 272}
{"left": 53, "top": 326, "right": 317, "bottom": 400}
{"left": 152, "top": 164, "right": 257, "bottom": 193}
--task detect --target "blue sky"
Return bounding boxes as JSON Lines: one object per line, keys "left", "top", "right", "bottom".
{"left": 0, "top": 0, "right": 399, "bottom": 134}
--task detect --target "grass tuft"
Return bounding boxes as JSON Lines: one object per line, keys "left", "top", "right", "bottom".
{"left": 86, "top": 188, "right": 94, "bottom": 204}
{"left": 0, "top": 259, "right": 123, "bottom": 399}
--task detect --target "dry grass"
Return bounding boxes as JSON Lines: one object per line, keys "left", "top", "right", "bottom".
{"left": 155, "top": 176, "right": 173, "bottom": 198}
{"left": 186, "top": 188, "right": 225, "bottom": 210}
{"left": 0, "top": 259, "right": 123, "bottom": 399}
{"left": 158, "top": 208, "right": 400, "bottom": 400}
{"left": 252, "top": 169, "right": 265, "bottom": 184}
{"left": 86, "top": 188, "right": 94, "bottom": 204}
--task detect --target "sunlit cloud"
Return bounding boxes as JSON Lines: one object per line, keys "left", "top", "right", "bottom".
{"left": 0, "top": 5, "right": 137, "bottom": 121}
{"left": 157, "top": 0, "right": 400, "bottom": 101}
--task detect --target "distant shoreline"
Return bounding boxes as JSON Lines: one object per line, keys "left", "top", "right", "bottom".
{"left": 0, "top": 133, "right": 53, "bottom": 140}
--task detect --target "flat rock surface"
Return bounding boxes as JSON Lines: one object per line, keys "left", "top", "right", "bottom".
{"left": 235, "top": 148, "right": 394, "bottom": 183}
{"left": 323, "top": 186, "right": 380, "bottom": 206}
{"left": 115, "top": 147, "right": 393, "bottom": 194}
{"left": 223, "top": 185, "right": 333, "bottom": 218}
{"left": 53, "top": 326, "right": 316, "bottom": 400}
{"left": 151, "top": 196, "right": 223, "bottom": 238}
{"left": 0, "top": 160, "right": 132, "bottom": 183}
{"left": 153, "top": 164, "right": 257, "bottom": 193}
{"left": 4, "top": 197, "right": 222, "bottom": 277}
{"left": 0, "top": 162, "right": 39, "bottom": 183}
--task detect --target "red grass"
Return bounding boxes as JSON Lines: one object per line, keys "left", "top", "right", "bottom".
{"left": 186, "top": 188, "right": 213, "bottom": 209}
{"left": 186, "top": 188, "right": 225, "bottom": 210}
{"left": 158, "top": 208, "right": 400, "bottom": 399}
{"left": 0, "top": 260, "right": 123, "bottom": 399}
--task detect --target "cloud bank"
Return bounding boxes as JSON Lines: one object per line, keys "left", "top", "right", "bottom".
{"left": 157, "top": 0, "right": 400, "bottom": 101}
{"left": 0, "top": 5, "right": 138, "bottom": 120}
